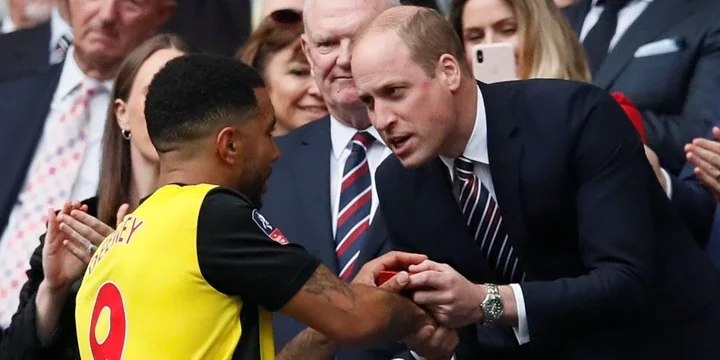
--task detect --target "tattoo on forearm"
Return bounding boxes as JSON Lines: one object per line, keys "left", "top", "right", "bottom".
{"left": 302, "top": 266, "right": 357, "bottom": 310}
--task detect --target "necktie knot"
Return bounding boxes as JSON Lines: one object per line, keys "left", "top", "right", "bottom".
{"left": 79, "top": 79, "right": 105, "bottom": 99}
{"left": 351, "top": 131, "right": 375, "bottom": 152}
{"left": 454, "top": 156, "right": 475, "bottom": 174}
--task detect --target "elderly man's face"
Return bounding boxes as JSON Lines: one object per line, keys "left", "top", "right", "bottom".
{"left": 69, "top": 0, "right": 175, "bottom": 70}
{"left": 301, "top": 0, "right": 392, "bottom": 114}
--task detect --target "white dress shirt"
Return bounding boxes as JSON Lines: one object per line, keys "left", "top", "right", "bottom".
{"left": 329, "top": 116, "right": 393, "bottom": 236}
{"left": 579, "top": 0, "right": 654, "bottom": 52}
{"left": 438, "top": 86, "right": 530, "bottom": 345}
{"left": 0, "top": 46, "right": 112, "bottom": 249}
{"left": 0, "top": 15, "right": 14, "bottom": 33}
{"left": 49, "top": 8, "right": 72, "bottom": 60}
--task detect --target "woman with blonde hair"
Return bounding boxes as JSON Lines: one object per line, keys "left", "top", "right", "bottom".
{"left": 449, "top": 0, "right": 648, "bottom": 142}
{"left": 450, "top": 0, "right": 591, "bottom": 82}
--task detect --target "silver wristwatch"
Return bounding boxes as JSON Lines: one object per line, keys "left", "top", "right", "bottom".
{"left": 481, "top": 283, "right": 503, "bottom": 324}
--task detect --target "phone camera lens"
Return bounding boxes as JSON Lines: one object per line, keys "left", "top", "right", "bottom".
{"left": 476, "top": 50, "right": 484, "bottom": 63}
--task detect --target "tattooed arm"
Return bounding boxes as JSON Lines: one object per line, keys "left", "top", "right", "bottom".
{"left": 278, "top": 264, "right": 434, "bottom": 349}
{"left": 276, "top": 327, "right": 336, "bottom": 360}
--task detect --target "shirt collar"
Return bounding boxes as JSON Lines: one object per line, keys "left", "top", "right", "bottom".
{"left": 440, "top": 84, "right": 489, "bottom": 168}
{"left": 50, "top": 8, "right": 72, "bottom": 49}
{"left": 330, "top": 115, "right": 386, "bottom": 160}
{"left": 1, "top": 16, "right": 15, "bottom": 33}
{"left": 55, "top": 46, "right": 114, "bottom": 102}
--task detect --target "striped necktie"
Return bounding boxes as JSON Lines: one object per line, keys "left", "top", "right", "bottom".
{"left": 453, "top": 156, "right": 526, "bottom": 283}
{"left": 335, "top": 132, "right": 375, "bottom": 281}
{"left": 51, "top": 33, "right": 73, "bottom": 64}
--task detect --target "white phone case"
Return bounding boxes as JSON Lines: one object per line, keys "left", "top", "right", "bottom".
{"left": 471, "top": 43, "right": 518, "bottom": 83}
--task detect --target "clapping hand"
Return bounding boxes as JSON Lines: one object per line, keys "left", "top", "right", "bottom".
{"left": 58, "top": 203, "right": 129, "bottom": 264}
{"left": 41, "top": 202, "right": 90, "bottom": 293}
{"left": 686, "top": 127, "right": 720, "bottom": 202}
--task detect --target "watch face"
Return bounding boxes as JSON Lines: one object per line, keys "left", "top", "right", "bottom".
{"left": 483, "top": 298, "right": 503, "bottom": 319}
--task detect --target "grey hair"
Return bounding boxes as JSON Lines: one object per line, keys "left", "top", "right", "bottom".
{"left": 303, "top": 0, "right": 401, "bottom": 22}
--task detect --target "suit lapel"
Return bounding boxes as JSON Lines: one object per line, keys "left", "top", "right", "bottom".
{"left": 0, "top": 64, "right": 62, "bottom": 234}
{"left": 594, "top": 0, "right": 693, "bottom": 88}
{"left": 481, "top": 82, "right": 529, "bottom": 260}
{"left": 291, "top": 118, "right": 339, "bottom": 272}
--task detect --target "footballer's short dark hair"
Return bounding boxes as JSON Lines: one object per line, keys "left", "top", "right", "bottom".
{"left": 144, "top": 53, "right": 266, "bottom": 153}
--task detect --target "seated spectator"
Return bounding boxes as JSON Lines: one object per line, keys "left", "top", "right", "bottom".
{"left": 0, "top": 0, "right": 175, "bottom": 327}
{"left": 450, "top": 0, "right": 646, "bottom": 141}
{"left": 450, "top": 0, "right": 590, "bottom": 82}
{"left": 564, "top": 0, "right": 720, "bottom": 174}
{"left": 0, "top": 34, "right": 193, "bottom": 359}
{"left": 238, "top": 8, "right": 327, "bottom": 136}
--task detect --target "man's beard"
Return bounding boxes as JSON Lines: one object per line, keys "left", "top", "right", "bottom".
{"left": 239, "top": 173, "right": 266, "bottom": 209}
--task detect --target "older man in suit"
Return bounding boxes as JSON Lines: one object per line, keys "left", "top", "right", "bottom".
{"left": 564, "top": 0, "right": 720, "bottom": 174}
{"left": 0, "top": 0, "right": 175, "bottom": 328}
{"left": 352, "top": 5, "right": 720, "bottom": 358}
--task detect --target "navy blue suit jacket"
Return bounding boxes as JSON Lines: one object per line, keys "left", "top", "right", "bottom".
{"left": 564, "top": 0, "right": 720, "bottom": 174}
{"left": 376, "top": 80, "right": 720, "bottom": 358}
{"left": 0, "top": 21, "right": 51, "bottom": 80}
{"left": 0, "top": 63, "right": 62, "bottom": 236}
{"left": 260, "top": 118, "right": 411, "bottom": 360}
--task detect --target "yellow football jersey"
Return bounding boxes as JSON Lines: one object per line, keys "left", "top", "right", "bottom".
{"left": 75, "top": 184, "right": 319, "bottom": 360}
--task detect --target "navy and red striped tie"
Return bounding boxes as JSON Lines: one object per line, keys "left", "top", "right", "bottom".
{"left": 335, "top": 132, "right": 375, "bottom": 281}
{"left": 453, "top": 156, "right": 526, "bottom": 283}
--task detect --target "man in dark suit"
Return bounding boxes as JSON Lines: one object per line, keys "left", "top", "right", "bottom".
{"left": 563, "top": 0, "right": 720, "bottom": 174}
{"left": 0, "top": 3, "right": 71, "bottom": 79}
{"left": 351, "top": 6, "right": 720, "bottom": 358}
{"left": 261, "top": 0, "right": 455, "bottom": 359}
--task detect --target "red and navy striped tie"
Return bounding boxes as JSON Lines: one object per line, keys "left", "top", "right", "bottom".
{"left": 336, "top": 132, "right": 375, "bottom": 281}
{"left": 453, "top": 156, "right": 526, "bottom": 283}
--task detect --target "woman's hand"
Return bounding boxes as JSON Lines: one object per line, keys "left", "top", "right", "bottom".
{"left": 59, "top": 203, "right": 129, "bottom": 264}
{"left": 41, "top": 202, "right": 89, "bottom": 293}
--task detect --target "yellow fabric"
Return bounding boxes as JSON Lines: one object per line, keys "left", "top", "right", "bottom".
{"left": 75, "top": 184, "right": 274, "bottom": 360}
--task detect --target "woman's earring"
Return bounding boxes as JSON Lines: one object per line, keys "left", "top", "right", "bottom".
{"left": 121, "top": 129, "right": 132, "bottom": 140}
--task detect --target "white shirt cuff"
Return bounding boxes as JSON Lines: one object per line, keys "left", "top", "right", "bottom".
{"left": 509, "top": 283, "right": 530, "bottom": 345}
{"left": 660, "top": 168, "right": 672, "bottom": 199}
{"left": 409, "top": 351, "right": 455, "bottom": 360}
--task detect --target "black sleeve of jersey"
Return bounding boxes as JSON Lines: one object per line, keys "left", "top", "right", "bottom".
{"left": 196, "top": 188, "right": 321, "bottom": 312}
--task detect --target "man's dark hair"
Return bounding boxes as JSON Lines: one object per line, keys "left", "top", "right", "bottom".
{"left": 145, "top": 53, "right": 265, "bottom": 153}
